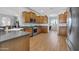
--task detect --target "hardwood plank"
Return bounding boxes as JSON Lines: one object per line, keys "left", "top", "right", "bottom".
{"left": 30, "top": 31, "right": 69, "bottom": 51}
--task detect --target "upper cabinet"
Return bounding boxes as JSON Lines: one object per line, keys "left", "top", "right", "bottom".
{"left": 44, "top": 16, "right": 48, "bottom": 24}
{"left": 36, "top": 16, "right": 48, "bottom": 24}
{"left": 22, "top": 11, "right": 36, "bottom": 23}
{"left": 29, "top": 12, "right": 36, "bottom": 19}
{"left": 59, "top": 11, "right": 68, "bottom": 23}
{"left": 22, "top": 11, "right": 29, "bottom": 23}
{"left": 36, "top": 16, "right": 40, "bottom": 23}
{"left": 22, "top": 11, "right": 48, "bottom": 24}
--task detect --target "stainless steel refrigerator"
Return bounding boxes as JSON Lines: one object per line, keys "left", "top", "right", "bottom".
{"left": 67, "top": 7, "right": 79, "bottom": 51}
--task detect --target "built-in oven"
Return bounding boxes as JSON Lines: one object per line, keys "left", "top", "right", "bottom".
{"left": 33, "top": 27, "right": 37, "bottom": 33}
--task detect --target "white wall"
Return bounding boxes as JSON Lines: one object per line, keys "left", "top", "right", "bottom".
{"left": 48, "top": 16, "right": 58, "bottom": 31}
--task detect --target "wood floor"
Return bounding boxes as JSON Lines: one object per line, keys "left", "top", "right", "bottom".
{"left": 30, "top": 31, "right": 69, "bottom": 51}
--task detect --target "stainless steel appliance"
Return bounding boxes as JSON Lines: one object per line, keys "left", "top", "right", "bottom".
{"left": 31, "top": 26, "right": 38, "bottom": 36}
{"left": 33, "top": 27, "right": 38, "bottom": 35}
{"left": 67, "top": 7, "right": 79, "bottom": 51}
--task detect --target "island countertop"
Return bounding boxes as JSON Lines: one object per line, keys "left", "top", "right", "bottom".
{"left": 0, "top": 31, "right": 30, "bottom": 42}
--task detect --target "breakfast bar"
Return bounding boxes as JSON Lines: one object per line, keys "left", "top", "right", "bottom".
{"left": 0, "top": 31, "right": 31, "bottom": 51}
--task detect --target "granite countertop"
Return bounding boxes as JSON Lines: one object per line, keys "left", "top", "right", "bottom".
{"left": 0, "top": 31, "right": 30, "bottom": 42}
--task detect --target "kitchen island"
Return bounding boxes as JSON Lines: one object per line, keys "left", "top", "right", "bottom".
{"left": 0, "top": 31, "right": 31, "bottom": 51}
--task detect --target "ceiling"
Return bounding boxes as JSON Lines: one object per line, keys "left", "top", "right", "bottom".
{"left": 28, "top": 7, "right": 68, "bottom": 17}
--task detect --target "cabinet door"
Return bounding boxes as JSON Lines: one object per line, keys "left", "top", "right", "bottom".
{"left": 36, "top": 16, "right": 40, "bottom": 23}
{"left": 43, "top": 16, "right": 48, "bottom": 24}
{"left": 59, "top": 26, "right": 67, "bottom": 36}
{"left": 29, "top": 12, "right": 36, "bottom": 19}
{"left": 39, "top": 16, "right": 41, "bottom": 23}
{"left": 32, "top": 13, "right": 36, "bottom": 19}
{"left": 40, "top": 16, "right": 43, "bottom": 24}
{"left": 26, "top": 13, "right": 30, "bottom": 22}
{"left": 39, "top": 16, "right": 48, "bottom": 24}
{"left": 22, "top": 12, "right": 30, "bottom": 23}
{"left": 40, "top": 26, "right": 48, "bottom": 33}
{"left": 36, "top": 16, "right": 38, "bottom": 23}
{"left": 22, "top": 12, "right": 36, "bottom": 23}
{"left": 59, "top": 14, "right": 67, "bottom": 23}
{"left": 24, "top": 28, "right": 32, "bottom": 33}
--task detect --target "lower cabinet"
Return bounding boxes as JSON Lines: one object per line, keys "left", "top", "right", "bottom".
{"left": 24, "top": 28, "right": 32, "bottom": 33}
{"left": 58, "top": 26, "right": 67, "bottom": 36}
{"left": 36, "top": 26, "right": 48, "bottom": 33}
{"left": 24, "top": 26, "right": 48, "bottom": 34}
{"left": 0, "top": 35, "right": 30, "bottom": 51}
{"left": 40, "top": 26, "right": 48, "bottom": 33}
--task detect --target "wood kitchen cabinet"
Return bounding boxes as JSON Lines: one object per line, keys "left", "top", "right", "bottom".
{"left": 59, "top": 13, "right": 67, "bottom": 23}
{"left": 40, "top": 16, "right": 48, "bottom": 24}
{"left": 36, "top": 16, "right": 48, "bottom": 24}
{"left": 22, "top": 11, "right": 36, "bottom": 23}
{"left": 22, "top": 11, "right": 30, "bottom": 23}
{"left": 0, "top": 35, "right": 30, "bottom": 51}
{"left": 36, "top": 16, "right": 40, "bottom": 23}
{"left": 43, "top": 16, "right": 48, "bottom": 23}
{"left": 24, "top": 28, "right": 32, "bottom": 33}
{"left": 36, "top": 16, "right": 43, "bottom": 23}
{"left": 39, "top": 16, "right": 43, "bottom": 23}
{"left": 40, "top": 26, "right": 48, "bottom": 33}
{"left": 58, "top": 26, "right": 67, "bottom": 36}
{"left": 22, "top": 11, "right": 48, "bottom": 24}
{"left": 58, "top": 11, "right": 68, "bottom": 36}
{"left": 30, "top": 12, "right": 36, "bottom": 19}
